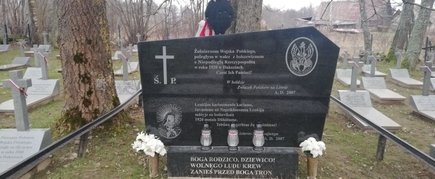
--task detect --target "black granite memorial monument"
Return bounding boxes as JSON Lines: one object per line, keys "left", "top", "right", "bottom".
{"left": 138, "top": 27, "right": 339, "bottom": 178}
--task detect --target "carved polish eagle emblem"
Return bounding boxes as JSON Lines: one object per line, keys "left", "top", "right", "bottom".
{"left": 285, "top": 37, "right": 318, "bottom": 76}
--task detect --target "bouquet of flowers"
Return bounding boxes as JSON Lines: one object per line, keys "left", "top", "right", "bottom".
{"left": 299, "top": 137, "right": 326, "bottom": 158}
{"left": 132, "top": 132, "right": 167, "bottom": 157}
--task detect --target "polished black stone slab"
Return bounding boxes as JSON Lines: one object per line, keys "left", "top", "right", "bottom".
{"left": 167, "top": 146, "right": 298, "bottom": 179}
{"left": 138, "top": 27, "right": 339, "bottom": 147}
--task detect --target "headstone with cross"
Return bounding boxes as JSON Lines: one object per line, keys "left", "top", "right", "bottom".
{"left": 426, "top": 51, "right": 435, "bottom": 70}
{"left": 2, "top": 70, "right": 32, "bottom": 131}
{"left": 18, "top": 40, "right": 26, "bottom": 57}
{"left": 139, "top": 27, "right": 340, "bottom": 178}
{"left": 42, "top": 32, "right": 48, "bottom": 45}
{"left": 0, "top": 73, "right": 52, "bottom": 173}
{"left": 37, "top": 48, "right": 49, "bottom": 80}
{"left": 368, "top": 55, "right": 377, "bottom": 77}
{"left": 349, "top": 61, "right": 363, "bottom": 92}
{"left": 118, "top": 52, "right": 129, "bottom": 81}
{"left": 136, "top": 33, "right": 141, "bottom": 43}
{"left": 421, "top": 64, "right": 432, "bottom": 96}
{"left": 3, "top": 24, "right": 7, "bottom": 45}
{"left": 31, "top": 44, "right": 40, "bottom": 66}
{"left": 395, "top": 50, "right": 402, "bottom": 69}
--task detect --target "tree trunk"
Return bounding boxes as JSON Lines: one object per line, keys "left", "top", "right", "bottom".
{"left": 391, "top": 0, "right": 414, "bottom": 50}
{"left": 229, "top": 0, "right": 263, "bottom": 33}
{"left": 404, "top": 0, "right": 435, "bottom": 69}
{"left": 28, "top": 0, "right": 40, "bottom": 44}
{"left": 57, "top": 0, "right": 125, "bottom": 133}
{"left": 359, "top": 0, "right": 372, "bottom": 56}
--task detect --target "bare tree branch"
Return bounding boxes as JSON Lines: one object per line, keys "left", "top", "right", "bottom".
{"left": 403, "top": 0, "right": 435, "bottom": 11}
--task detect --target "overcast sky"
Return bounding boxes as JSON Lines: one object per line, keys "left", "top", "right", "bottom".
{"left": 263, "top": 0, "right": 412, "bottom": 10}
{"left": 263, "top": 0, "right": 324, "bottom": 10}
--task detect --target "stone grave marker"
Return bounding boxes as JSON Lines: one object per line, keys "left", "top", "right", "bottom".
{"left": 395, "top": 50, "right": 402, "bottom": 69}
{"left": 17, "top": 40, "right": 26, "bottom": 57}
{"left": 421, "top": 66, "right": 432, "bottom": 96}
{"left": 28, "top": 45, "right": 39, "bottom": 65}
{"left": 42, "top": 32, "right": 48, "bottom": 45}
{"left": 0, "top": 44, "right": 9, "bottom": 53}
{"left": 361, "top": 77, "right": 406, "bottom": 102}
{"left": 139, "top": 27, "right": 339, "bottom": 178}
{"left": 361, "top": 77, "right": 386, "bottom": 89}
{"left": 350, "top": 61, "right": 363, "bottom": 91}
{"left": 115, "top": 80, "right": 141, "bottom": 104}
{"left": 2, "top": 26, "right": 6, "bottom": 45}
{"left": 23, "top": 67, "right": 43, "bottom": 80}
{"left": 118, "top": 52, "right": 129, "bottom": 81}
{"left": 2, "top": 70, "right": 32, "bottom": 130}
{"left": 389, "top": 69, "right": 422, "bottom": 88}
{"left": 0, "top": 57, "right": 30, "bottom": 71}
{"left": 35, "top": 48, "right": 49, "bottom": 80}
{"left": 38, "top": 45, "right": 51, "bottom": 53}
{"left": 0, "top": 79, "right": 59, "bottom": 112}
{"left": 362, "top": 55, "right": 386, "bottom": 77}
{"left": 409, "top": 66, "right": 435, "bottom": 121}
{"left": 338, "top": 90, "right": 401, "bottom": 130}
{"left": 0, "top": 70, "right": 52, "bottom": 173}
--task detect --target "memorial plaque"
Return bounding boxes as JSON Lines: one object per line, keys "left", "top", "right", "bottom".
{"left": 168, "top": 146, "right": 297, "bottom": 178}
{"left": 0, "top": 129, "right": 51, "bottom": 173}
{"left": 139, "top": 27, "right": 339, "bottom": 147}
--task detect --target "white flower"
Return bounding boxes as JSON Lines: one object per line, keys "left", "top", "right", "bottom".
{"left": 299, "top": 137, "right": 326, "bottom": 158}
{"left": 132, "top": 132, "right": 167, "bottom": 157}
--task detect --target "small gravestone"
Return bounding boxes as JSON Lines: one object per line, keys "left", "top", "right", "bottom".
{"left": 362, "top": 56, "right": 386, "bottom": 77}
{"left": 362, "top": 77, "right": 406, "bottom": 102}
{"left": 0, "top": 70, "right": 52, "bottom": 173}
{"left": 29, "top": 45, "right": 39, "bottom": 66}
{"left": 350, "top": 61, "right": 363, "bottom": 91}
{"left": 38, "top": 45, "right": 50, "bottom": 53}
{"left": 35, "top": 48, "right": 49, "bottom": 80}
{"left": 118, "top": 52, "right": 129, "bottom": 81}
{"left": 42, "top": 32, "right": 48, "bottom": 45}
{"left": 338, "top": 90, "right": 401, "bottom": 130}
{"left": 139, "top": 27, "right": 339, "bottom": 178}
{"left": 0, "top": 79, "right": 59, "bottom": 113}
{"left": 17, "top": 40, "right": 26, "bottom": 57}
{"left": 136, "top": 33, "right": 141, "bottom": 43}
{"left": 389, "top": 69, "right": 422, "bottom": 88}
{"left": 421, "top": 66, "right": 432, "bottom": 96}
{"left": 112, "top": 51, "right": 122, "bottom": 60}
{"left": 0, "top": 44, "right": 9, "bottom": 53}
{"left": 409, "top": 95, "right": 435, "bottom": 121}
{"left": 23, "top": 67, "right": 43, "bottom": 80}
{"left": 362, "top": 77, "right": 386, "bottom": 89}
{"left": 409, "top": 66, "right": 435, "bottom": 121}
{"left": 0, "top": 57, "right": 30, "bottom": 71}
{"left": 395, "top": 50, "right": 402, "bottom": 69}
{"left": 115, "top": 80, "right": 140, "bottom": 104}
